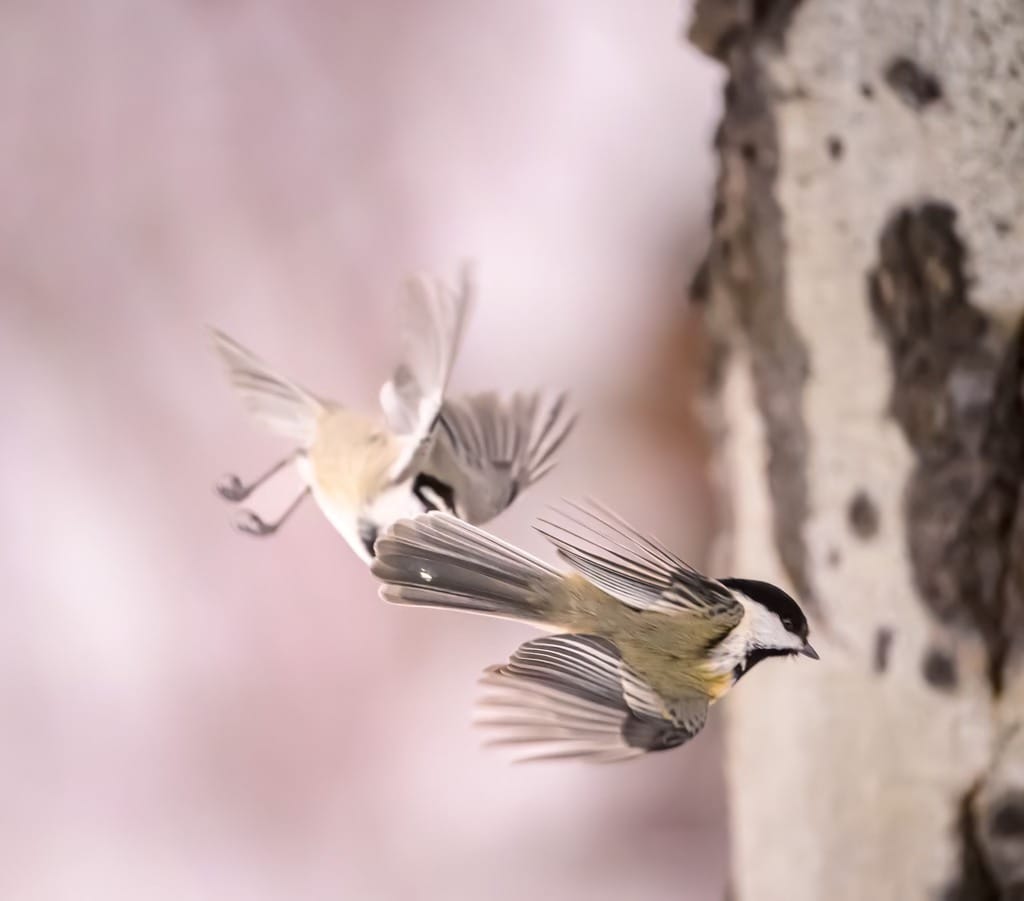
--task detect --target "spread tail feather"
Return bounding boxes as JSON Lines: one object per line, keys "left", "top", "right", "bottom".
{"left": 371, "top": 512, "right": 562, "bottom": 624}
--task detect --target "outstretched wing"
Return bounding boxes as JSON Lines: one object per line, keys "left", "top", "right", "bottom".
{"left": 535, "top": 501, "right": 742, "bottom": 627}
{"left": 380, "top": 265, "right": 473, "bottom": 483}
{"left": 210, "top": 329, "right": 326, "bottom": 443}
{"left": 422, "top": 391, "right": 576, "bottom": 524}
{"left": 476, "top": 634, "right": 707, "bottom": 763}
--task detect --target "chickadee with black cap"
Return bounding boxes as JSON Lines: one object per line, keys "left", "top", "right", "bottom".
{"left": 371, "top": 501, "right": 818, "bottom": 762}
{"left": 210, "top": 265, "right": 574, "bottom": 562}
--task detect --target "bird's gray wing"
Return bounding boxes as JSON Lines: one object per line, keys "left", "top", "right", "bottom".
{"left": 534, "top": 501, "right": 742, "bottom": 625}
{"left": 422, "top": 391, "right": 576, "bottom": 524}
{"left": 477, "top": 634, "right": 707, "bottom": 762}
{"left": 380, "top": 265, "right": 474, "bottom": 483}
{"left": 210, "top": 329, "right": 326, "bottom": 443}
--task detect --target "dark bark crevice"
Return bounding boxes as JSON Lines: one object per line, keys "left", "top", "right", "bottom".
{"left": 884, "top": 57, "right": 944, "bottom": 110}
{"left": 867, "top": 202, "right": 1024, "bottom": 695}
{"left": 943, "top": 781, "right": 1002, "bottom": 901}
{"left": 688, "top": 0, "right": 817, "bottom": 613}
{"left": 984, "top": 787, "right": 1024, "bottom": 897}
{"left": 689, "top": 0, "right": 804, "bottom": 62}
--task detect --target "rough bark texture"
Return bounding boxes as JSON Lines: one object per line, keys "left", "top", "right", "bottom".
{"left": 690, "top": 1, "right": 1024, "bottom": 899}
{"left": 869, "top": 202, "right": 1024, "bottom": 695}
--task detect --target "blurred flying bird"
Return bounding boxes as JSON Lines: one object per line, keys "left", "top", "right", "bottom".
{"left": 211, "top": 266, "right": 575, "bottom": 562}
{"left": 372, "top": 502, "right": 818, "bottom": 761}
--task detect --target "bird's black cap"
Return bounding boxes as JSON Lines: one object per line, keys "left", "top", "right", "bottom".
{"left": 719, "top": 577, "right": 809, "bottom": 641}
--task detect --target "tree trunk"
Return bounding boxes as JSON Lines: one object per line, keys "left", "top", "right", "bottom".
{"left": 688, "top": 2, "right": 1024, "bottom": 898}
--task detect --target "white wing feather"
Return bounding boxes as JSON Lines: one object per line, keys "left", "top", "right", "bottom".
{"left": 380, "top": 265, "right": 473, "bottom": 483}
{"left": 210, "top": 329, "right": 325, "bottom": 443}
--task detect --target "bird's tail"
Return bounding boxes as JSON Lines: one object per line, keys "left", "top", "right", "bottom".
{"left": 210, "top": 329, "right": 325, "bottom": 443}
{"left": 371, "top": 512, "right": 564, "bottom": 625}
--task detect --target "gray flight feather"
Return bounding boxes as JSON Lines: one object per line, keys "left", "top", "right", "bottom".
{"left": 535, "top": 500, "right": 742, "bottom": 623}
{"left": 424, "top": 390, "right": 576, "bottom": 525}
{"left": 477, "top": 634, "right": 707, "bottom": 762}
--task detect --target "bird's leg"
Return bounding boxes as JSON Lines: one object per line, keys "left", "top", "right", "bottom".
{"left": 233, "top": 487, "right": 311, "bottom": 537}
{"left": 217, "top": 452, "right": 296, "bottom": 503}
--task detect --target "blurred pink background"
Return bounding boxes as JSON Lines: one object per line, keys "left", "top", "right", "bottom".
{"left": 0, "top": 1, "right": 725, "bottom": 898}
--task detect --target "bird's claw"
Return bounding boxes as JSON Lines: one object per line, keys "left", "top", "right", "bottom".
{"left": 216, "top": 473, "right": 250, "bottom": 502}
{"left": 233, "top": 509, "right": 276, "bottom": 536}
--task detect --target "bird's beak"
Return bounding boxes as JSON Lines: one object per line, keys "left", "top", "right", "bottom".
{"left": 800, "top": 643, "right": 820, "bottom": 660}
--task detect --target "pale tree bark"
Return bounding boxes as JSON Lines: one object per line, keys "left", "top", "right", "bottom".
{"left": 688, "top": 2, "right": 1024, "bottom": 899}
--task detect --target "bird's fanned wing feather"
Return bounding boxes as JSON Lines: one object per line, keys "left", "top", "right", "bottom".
{"left": 381, "top": 265, "right": 474, "bottom": 483}
{"left": 423, "top": 391, "right": 576, "bottom": 524}
{"left": 534, "top": 501, "right": 741, "bottom": 623}
{"left": 210, "top": 329, "right": 326, "bottom": 443}
{"left": 476, "top": 634, "right": 707, "bottom": 762}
